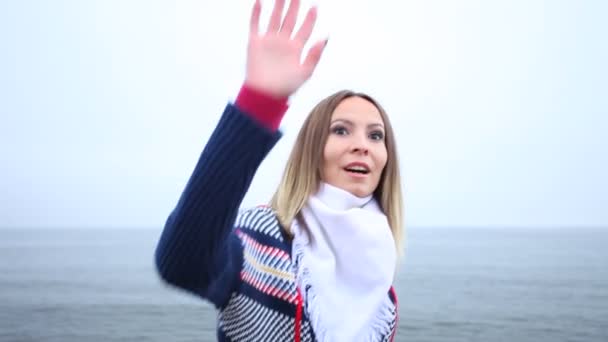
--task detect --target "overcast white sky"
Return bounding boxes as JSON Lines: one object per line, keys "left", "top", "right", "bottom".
{"left": 1, "top": 0, "right": 606, "bottom": 229}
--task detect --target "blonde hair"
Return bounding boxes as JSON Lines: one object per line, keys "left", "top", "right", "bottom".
{"left": 270, "top": 90, "right": 405, "bottom": 257}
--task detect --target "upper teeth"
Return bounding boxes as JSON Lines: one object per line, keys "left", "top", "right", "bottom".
{"left": 348, "top": 166, "right": 368, "bottom": 172}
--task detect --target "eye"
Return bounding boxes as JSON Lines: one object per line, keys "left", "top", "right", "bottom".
{"left": 331, "top": 125, "right": 349, "bottom": 136}
{"left": 370, "top": 130, "right": 385, "bottom": 141}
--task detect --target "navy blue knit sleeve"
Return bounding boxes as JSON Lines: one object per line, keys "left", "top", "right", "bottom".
{"left": 155, "top": 103, "right": 282, "bottom": 308}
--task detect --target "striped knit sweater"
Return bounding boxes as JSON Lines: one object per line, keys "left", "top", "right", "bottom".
{"left": 155, "top": 102, "right": 399, "bottom": 341}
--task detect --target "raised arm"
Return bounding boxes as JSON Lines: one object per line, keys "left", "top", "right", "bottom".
{"left": 155, "top": 100, "right": 282, "bottom": 306}
{"left": 154, "top": 0, "right": 327, "bottom": 307}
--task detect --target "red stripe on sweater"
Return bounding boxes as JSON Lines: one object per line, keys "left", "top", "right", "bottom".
{"left": 236, "top": 230, "right": 291, "bottom": 261}
{"left": 390, "top": 286, "right": 399, "bottom": 342}
{"left": 235, "top": 84, "right": 288, "bottom": 131}
{"left": 295, "top": 288, "right": 303, "bottom": 342}
{"left": 240, "top": 270, "right": 298, "bottom": 304}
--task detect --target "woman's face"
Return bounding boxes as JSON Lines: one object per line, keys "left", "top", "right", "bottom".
{"left": 322, "top": 97, "right": 388, "bottom": 198}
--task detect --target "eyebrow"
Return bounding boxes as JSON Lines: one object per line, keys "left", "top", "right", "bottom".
{"left": 330, "top": 118, "right": 384, "bottom": 129}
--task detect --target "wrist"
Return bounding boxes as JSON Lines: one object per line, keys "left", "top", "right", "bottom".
{"left": 235, "top": 83, "right": 289, "bottom": 131}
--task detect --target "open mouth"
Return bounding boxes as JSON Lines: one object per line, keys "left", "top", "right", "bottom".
{"left": 344, "top": 166, "right": 370, "bottom": 175}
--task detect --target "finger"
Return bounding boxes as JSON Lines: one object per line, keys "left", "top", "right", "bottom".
{"left": 294, "top": 6, "right": 317, "bottom": 44}
{"left": 279, "top": 0, "right": 299, "bottom": 36}
{"left": 268, "top": 0, "right": 286, "bottom": 33}
{"left": 301, "top": 38, "right": 328, "bottom": 78}
{"left": 250, "top": 0, "right": 262, "bottom": 35}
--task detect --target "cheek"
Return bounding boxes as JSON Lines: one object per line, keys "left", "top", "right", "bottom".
{"left": 375, "top": 146, "right": 388, "bottom": 173}
{"left": 322, "top": 139, "right": 337, "bottom": 177}
{"left": 322, "top": 143, "right": 330, "bottom": 169}
{"left": 323, "top": 138, "right": 340, "bottom": 167}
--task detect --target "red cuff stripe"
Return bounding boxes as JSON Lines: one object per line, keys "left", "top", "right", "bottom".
{"left": 235, "top": 84, "right": 289, "bottom": 131}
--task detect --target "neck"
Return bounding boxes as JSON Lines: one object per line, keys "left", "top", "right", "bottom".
{"left": 315, "top": 182, "right": 372, "bottom": 211}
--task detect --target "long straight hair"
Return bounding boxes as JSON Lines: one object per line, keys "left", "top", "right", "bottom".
{"left": 270, "top": 90, "right": 405, "bottom": 256}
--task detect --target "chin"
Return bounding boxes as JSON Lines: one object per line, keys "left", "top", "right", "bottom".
{"left": 347, "top": 185, "right": 373, "bottom": 198}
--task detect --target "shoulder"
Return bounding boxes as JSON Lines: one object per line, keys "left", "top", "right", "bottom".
{"left": 234, "top": 205, "right": 286, "bottom": 243}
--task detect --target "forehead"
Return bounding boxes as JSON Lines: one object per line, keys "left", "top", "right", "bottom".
{"left": 331, "top": 96, "right": 383, "bottom": 124}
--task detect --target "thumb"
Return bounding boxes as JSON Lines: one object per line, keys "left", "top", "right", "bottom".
{"left": 301, "top": 38, "right": 328, "bottom": 79}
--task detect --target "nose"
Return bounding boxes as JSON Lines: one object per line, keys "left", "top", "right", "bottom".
{"left": 350, "top": 132, "right": 370, "bottom": 155}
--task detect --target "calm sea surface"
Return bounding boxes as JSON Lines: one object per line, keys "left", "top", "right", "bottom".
{"left": 0, "top": 227, "right": 606, "bottom": 341}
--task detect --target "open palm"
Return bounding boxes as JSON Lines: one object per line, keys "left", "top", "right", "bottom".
{"left": 245, "top": 0, "right": 327, "bottom": 98}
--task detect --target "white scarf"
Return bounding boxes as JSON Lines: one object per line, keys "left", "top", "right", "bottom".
{"left": 291, "top": 182, "right": 397, "bottom": 342}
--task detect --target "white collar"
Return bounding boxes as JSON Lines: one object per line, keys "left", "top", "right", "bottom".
{"left": 292, "top": 182, "right": 396, "bottom": 342}
{"left": 313, "top": 182, "right": 372, "bottom": 210}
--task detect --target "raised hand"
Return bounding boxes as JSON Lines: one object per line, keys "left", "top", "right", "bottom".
{"left": 245, "top": 0, "right": 328, "bottom": 98}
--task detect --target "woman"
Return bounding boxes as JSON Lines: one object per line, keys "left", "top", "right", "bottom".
{"left": 155, "top": 0, "right": 404, "bottom": 341}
